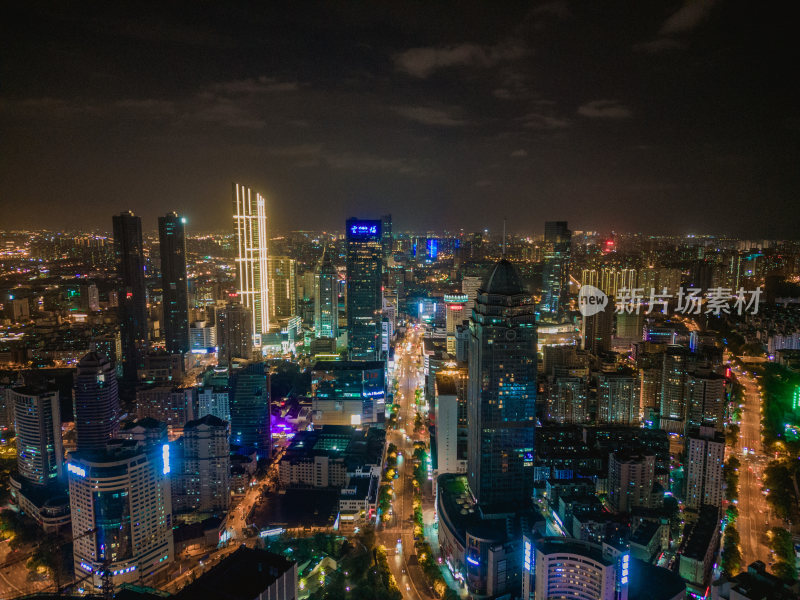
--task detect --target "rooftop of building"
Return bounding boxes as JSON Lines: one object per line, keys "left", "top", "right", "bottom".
{"left": 436, "top": 473, "right": 540, "bottom": 546}
{"left": 121, "top": 417, "right": 165, "bottom": 431}
{"left": 534, "top": 537, "right": 613, "bottom": 566}
{"left": 482, "top": 258, "right": 524, "bottom": 295}
{"left": 184, "top": 413, "right": 227, "bottom": 429}
{"left": 282, "top": 425, "right": 384, "bottom": 467}
{"left": 629, "top": 519, "right": 662, "bottom": 546}
{"left": 628, "top": 557, "right": 686, "bottom": 600}
{"left": 174, "top": 546, "right": 294, "bottom": 600}
{"left": 435, "top": 373, "right": 457, "bottom": 396}
{"left": 681, "top": 505, "right": 720, "bottom": 561}
{"left": 712, "top": 561, "right": 800, "bottom": 600}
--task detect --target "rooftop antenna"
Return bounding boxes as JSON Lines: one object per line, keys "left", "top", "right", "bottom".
{"left": 502, "top": 217, "right": 507, "bottom": 256}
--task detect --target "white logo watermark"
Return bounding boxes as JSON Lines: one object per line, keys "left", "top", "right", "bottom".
{"left": 578, "top": 285, "right": 608, "bottom": 316}
{"left": 577, "top": 286, "right": 763, "bottom": 316}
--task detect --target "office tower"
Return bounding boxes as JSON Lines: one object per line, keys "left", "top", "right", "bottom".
{"left": 381, "top": 213, "right": 393, "bottom": 258}
{"left": 229, "top": 362, "right": 270, "bottom": 458}
{"left": 660, "top": 345, "right": 689, "bottom": 428}
{"left": 443, "top": 293, "right": 468, "bottom": 354}
{"left": 545, "top": 376, "right": 588, "bottom": 424}
{"left": 68, "top": 441, "right": 174, "bottom": 589}
{"left": 268, "top": 256, "right": 297, "bottom": 323}
{"left": 345, "top": 218, "right": 383, "bottom": 361}
{"left": 181, "top": 414, "right": 231, "bottom": 513}
{"left": 232, "top": 182, "right": 269, "bottom": 343}
{"left": 10, "top": 385, "right": 63, "bottom": 486}
{"left": 158, "top": 212, "right": 189, "bottom": 354}
{"left": 74, "top": 351, "right": 120, "bottom": 451}
{"left": 461, "top": 276, "right": 482, "bottom": 314}
{"left": 685, "top": 425, "right": 725, "bottom": 511}
{"left": 529, "top": 537, "right": 629, "bottom": 600}
{"left": 216, "top": 303, "right": 253, "bottom": 365}
{"left": 686, "top": 373, "right": 726, "bottom": 431}
{"left": 582, "top": 301, "right": 614, "bottom": 355}
{"left": 435, "top": 370, "right": 469, "bottom": 475}
{"left": 597, "top": 373, "right": 640, "bottom": 425}
{"left": 608, "top": 450, "right": 655, "bottom": 513}
{"left": 540, "top": 221, "right": 571, "bottom": 321}
{"left": 467, "top": 258, "right": 537, "bottom": 511}
{"left": 112, "top": 211, "right": 147, "bottom": 385}
{"left": 314, "top": 248, "right": 339, "bottom": 340}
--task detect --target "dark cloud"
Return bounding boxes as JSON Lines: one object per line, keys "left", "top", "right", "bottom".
{"left": 0, "top": 1, "right": 798, "bottom": 237}
{"left": 577, "top": 100, "right": 633, "bottom": 119}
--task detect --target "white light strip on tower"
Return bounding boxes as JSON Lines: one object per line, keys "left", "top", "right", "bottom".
{"left": 233, "top": 183, "right": 270, "bottom": 342}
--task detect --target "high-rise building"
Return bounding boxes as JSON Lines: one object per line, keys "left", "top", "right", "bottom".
{"left": 582, "top": 301, "right": 614, "bottom": 355}
{"left": 597, "top": 373, "right": 640, "bottom": 425}
{"left": 381, "top": 213, "right": 393, "bottom": 258}
{"left": 443, "top": 293, "right": 468, "bottom": 354}
{"left": 685, "top": 425, "right": 725, "bottom": 511}
{"left": 180, "top": 414, "right": 230, "bottom": 514}
{"left": 268, "top": 256, "right": 297, "bottom": 323}
{"left": 216, "top": 303, "right": 253, "bottom": 366}
{"left": 314, "top": 247, "right": 338, "bottom": 340}
{"left": 540, "top": 221, "right": 571, "bottom": 321}
{"left": 660, "top": 345, "right": 689, "bottom": 429}
{"left": 686, "top": 373, "right": 726, "bottom": 431}
{"left": 467, "top": 259, "right": 537, "bottom": 511}
{"left": 545, "top": 376, "right": 588, "bottom": 424}
{"left": 112, "top": 211, "right": 147, "bottom": 385}
{"left": 529, "top": 537, "right": 629, "bottom": 600}
{"left": 608, "top": 450, "right": 655, "bottom": 513}
{"left": 10, "top": 385, "right": 63, "bottom": 486}
{"left": 68, "top": 440, "right": 174, "bottom": 589}
{"left": 345, "top": 218, "right": 382, "bottom": 361}
{"left": 461, "top": 276, "right": 482, "bottom": 314}
{"left": 74, "top": 351, "right": 120, "bottom": 452}
{"left": 232, "top": 183, "right": 269, "bottom": 343}
{"left": 158, "top": 212, "right": 189, "bottom": 354}
{"left": 229, "top": 362, "right": 270, "bottom": 458}
{"left": 435, "top": 370, "right": 468, "bottom": 476}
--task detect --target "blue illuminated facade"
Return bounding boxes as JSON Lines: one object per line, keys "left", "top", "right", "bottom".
{"left": 345, "top": 218, "right": 383, "bottom": 361}
{"left": 468, "top": 259, "right": 537, "bottom": 512}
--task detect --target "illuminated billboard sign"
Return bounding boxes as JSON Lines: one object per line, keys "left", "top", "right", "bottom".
{"left": 347, "top": 219, "right": 381, "bottom": 238}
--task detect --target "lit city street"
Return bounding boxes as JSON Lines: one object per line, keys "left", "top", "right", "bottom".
{"left": 730, "top": 362, "right": 778, "bottom": 568}
{"left": 378, "top": 326, "right": 434, "bottom": 600}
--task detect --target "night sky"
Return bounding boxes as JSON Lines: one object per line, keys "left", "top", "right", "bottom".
{"left": 2, "top": 1, "right": 799, "bottom": 236}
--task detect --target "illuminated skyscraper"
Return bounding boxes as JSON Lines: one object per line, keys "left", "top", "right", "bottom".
{"left": 660, "top": 345, "right": 689, "bottom": 429}
{"left": 10, "top": 384, "right": 63, "bottom": 486}
{"left": 232, "top": 183, "right": 269, "bottom": 343}
{"left": 112, "top": 211, "right": 147, "bottom": 386}
{"left": 216, "top": 303, "right": 253, "bottom": 365}
{"left": 540, "top": 221, "right": 571, "bottom": 321}
{"left": 345, "top": 218, "right": 382, "bottom": 361}
{"left": 314, "top": 247, "right": 338, "bottom": 339}
{"left": 444, "top": 294, "right": 468, "bottom": 354}
{"left": 158, "top": 212, "right": 189, "bottom": 354}
{"left": 74, "top": 351, "right": 120, "bottom": 452}
{"left": 381, "top": 213, "right": 393, "bottom": 258}
{"left": 268, "top": 256, "right": 297, "bottom": 322}
{"left": 68, "top": 440, "right": 174, "bottom": 589}
{"left": 467, "top": 258, "right": 537, "bottom": 511}
{"left": 229, "top": 362, "right": 270, "bottom": 458}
